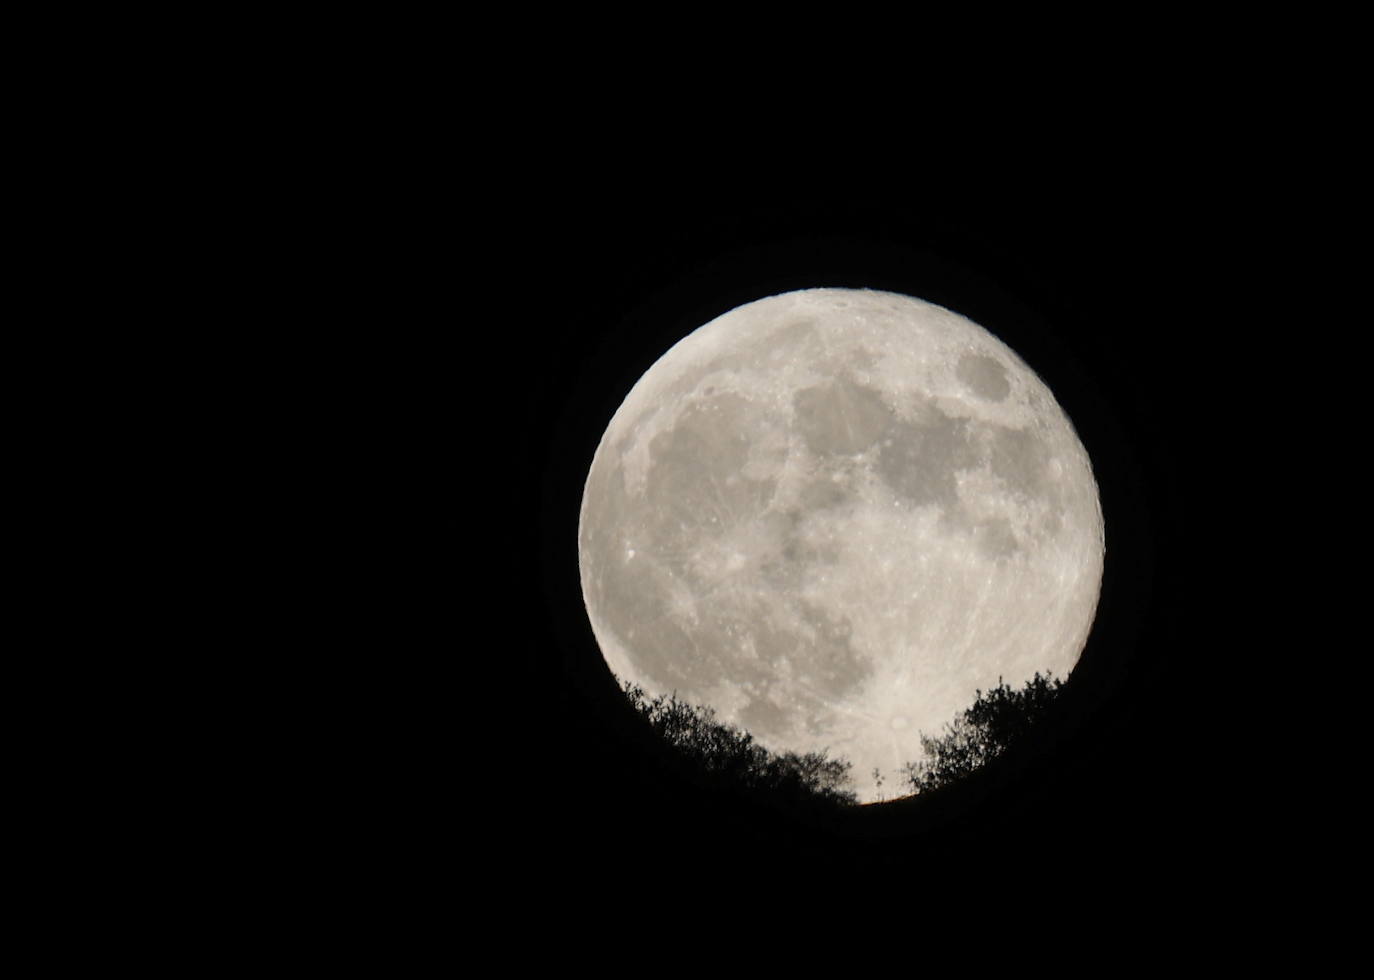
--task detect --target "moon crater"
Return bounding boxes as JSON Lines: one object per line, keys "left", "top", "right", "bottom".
{"left": 956, "top": 352, "right": 1013, "bottom": 402}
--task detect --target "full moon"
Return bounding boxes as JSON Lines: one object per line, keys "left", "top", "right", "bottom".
{"left": 578, "top": 288, "right": 1104, "bottom": 803}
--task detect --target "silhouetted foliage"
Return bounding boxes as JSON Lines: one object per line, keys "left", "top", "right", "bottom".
{"left": 903, "top": 672, "right": 1064, "bottom": 794}
{"left": 622, "top": 682, "right": 858, "bottom": 807}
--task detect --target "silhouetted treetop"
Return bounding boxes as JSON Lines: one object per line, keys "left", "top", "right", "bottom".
{"left": 903, "top": 672, "right": 1065, "bottom": 794}
{"left": 622, "top": 682, "right": 857, "bottom": 807}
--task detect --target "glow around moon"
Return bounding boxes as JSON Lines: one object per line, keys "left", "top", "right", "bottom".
{"left": 578, "top": 288, "right": 1104, "bottom": 803}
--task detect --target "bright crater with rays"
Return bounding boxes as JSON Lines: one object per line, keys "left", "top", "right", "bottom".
{"left": 578, "top": 288, "right": 1104, "bottom": 803}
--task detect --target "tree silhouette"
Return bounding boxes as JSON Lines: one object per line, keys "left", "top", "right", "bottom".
{"left": 902, "top": 672, "right": 1065, "bottom": 794}
{"left": 622, "top": 682, "right": 858, "bottom": 807}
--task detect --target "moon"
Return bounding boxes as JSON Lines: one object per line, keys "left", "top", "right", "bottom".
{"left": 578, "top": 288, "right": 1104, "bottom": 803}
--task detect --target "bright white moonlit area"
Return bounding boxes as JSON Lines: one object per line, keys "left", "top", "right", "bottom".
{"left": 578, "top": 288, "right": 1105, "bottom": 803}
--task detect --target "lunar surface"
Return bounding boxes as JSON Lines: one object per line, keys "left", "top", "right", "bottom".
{"left": 578, "top": 288, "right": 1104, "bottom": 803}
